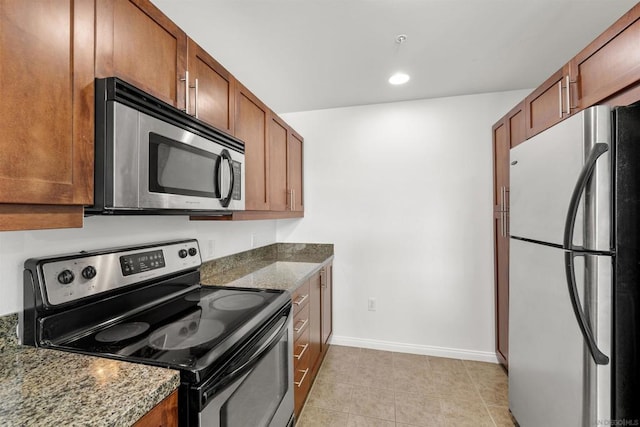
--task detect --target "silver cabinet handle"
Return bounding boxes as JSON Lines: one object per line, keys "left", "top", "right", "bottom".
{"left": 499, "top": 186, "right": 507, "bottom": 237}
{"left": 503, "top": 186, "right": 507, "bottom": 237}
{"left": 180, "top": 71, "right": 190, "bottom": 115}
{"left": 558, "top": 80, "right": 563, "bottom": 118}
{"left": 320, "top": 268, "right": 326, "bottom": 288}
{"left": 505, "top": 187, "right": 509, "bottom": 237}
{"left": 294, "top": 368, "right": 309, "bottom": 387}
{"left": 289, "top": 189, "right": 293, "bottom": 211}
{"left": 294, "top": 343, "right": 309, "bottom": 360}
{"left": 293, "top": 294, "right": 308, "bottom": 306}
{"left": 190, "top": 78, "right": 199, "bottom": 118}
{"left": 294, "top": 318, "right": 308, "bottom": 333}
{"left": 292, "top": 189, "right": 296, "bottom": 211}
{"left": 565, "top": 75, "right": 570, "bottom": 117}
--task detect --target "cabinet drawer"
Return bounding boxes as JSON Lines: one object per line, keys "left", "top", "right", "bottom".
{"left": 293, "top": 303, "right": 310, "bottom": 342}
{"left": 293, "top": 337, "right": 313, "bottom": 419}
{"left": 293, "top": 326, "right": 310, "bottom": 368}
{"left": 291, "top": 281, "right": 310, "bottom": 315}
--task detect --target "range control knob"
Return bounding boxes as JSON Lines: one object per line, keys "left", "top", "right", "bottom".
{"left": 188, "top": 247, "right": 198, "bottom": 256}
{"left": 179, "top": 249, "right": 188, "bottom": 259}
{"left": 81, "top": 266, "right": 97, "bottom": 280}
{"left": 57, "top": 270, "right": 75, "bottom": 285}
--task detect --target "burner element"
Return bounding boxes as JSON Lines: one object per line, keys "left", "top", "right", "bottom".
{"left": 211, "top": 294, "right": 266, "bottom": 311}
{"left": 148, "top": 319, "right": 225, "bottom": 350}
{"left": 95, "top": 322, "right": 150, "bottom": 343}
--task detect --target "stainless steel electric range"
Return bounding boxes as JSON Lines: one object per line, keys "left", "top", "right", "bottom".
{"left": 19, "top": 239, "right": 294, "bottom": 427}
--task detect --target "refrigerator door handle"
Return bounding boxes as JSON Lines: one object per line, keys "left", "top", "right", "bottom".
{"left": 562, "top": 143, "right": 609, "bottom": 251}
{"left": 564, "top": 252, "right": 609, "bottom": 365}
{"left": 562, "top": 142, "right": 609, "bottom": 365}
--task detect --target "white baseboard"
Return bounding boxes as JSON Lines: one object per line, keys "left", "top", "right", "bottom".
{"left": 329, "top": 335, "right": 499, "bottom": 364}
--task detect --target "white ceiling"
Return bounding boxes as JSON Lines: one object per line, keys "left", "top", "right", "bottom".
{"left": 151, "top": 0, "right": 637, "bottom": 114}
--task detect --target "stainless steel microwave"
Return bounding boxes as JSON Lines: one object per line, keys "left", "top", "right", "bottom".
{"left": 88, "top": 78, "right": 244, "bottom": 215}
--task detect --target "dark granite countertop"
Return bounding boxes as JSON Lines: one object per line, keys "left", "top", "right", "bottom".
{"left": 200, "top": 243, "right": 334, "bottom": 292}
{"left": 0, "top": 314, "right": 180, "bottom": 427}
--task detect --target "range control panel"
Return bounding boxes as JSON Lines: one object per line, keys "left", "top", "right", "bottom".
{"left": 38, "top": 240, "right": 201, "bottom": 306}
{"left": 120, "top": 250, "right": 166, "bottom": 276}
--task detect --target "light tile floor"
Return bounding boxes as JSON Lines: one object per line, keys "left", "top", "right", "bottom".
{"left": 297, "top": 345, "right": 516, "bottom": 427}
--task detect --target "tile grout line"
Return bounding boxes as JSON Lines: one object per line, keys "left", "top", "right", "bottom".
{"left": 462, "top": 361, "right": 499, "bottom": 427}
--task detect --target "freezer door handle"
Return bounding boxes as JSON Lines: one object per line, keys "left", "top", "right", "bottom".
{"left": 561, "top": 142, "right": 609, "bottom": 365}
{"left": 563, "top": 143, "right": 609, "bottom": 250}
{"left": 564, "top": 252, "right": 609, "bottom": 365}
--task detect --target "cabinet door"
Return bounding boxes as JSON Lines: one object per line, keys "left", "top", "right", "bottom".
{"left": 320, "top": 263, "right": 333, "bottom": 353}
{"left": 492, "top": 119, "right": 510, "bottom": 368}
{"left": 507, "top": 101, "right": 526, "bottom": 148}
{"left": 187, "top": 38, "right": 235, "bottom": 134}
{"left": 96, "top": 0, "right": 187, "bottom": 109}
{"left": 570, "top": 4, "right": 640, "bottom": 111}
{"left": 235, "top": 84, "right": 269, "bottom": 210}
{"left": 308, "top": 271, "right": 322, "bottom": 374}
{"left": 288, "top": 130, "right": 304, "bottom": 212}
{"left": 133, "top": 390, "right": 178, "bottom": 427}
{"left": 524, "top": 66, "right": 574, "bottom": 139}
{"left": 0, "top": 0, "right": 94, "bottom": 230}
{"left": 268, "top": 114, "right": 289, "bottom": 211}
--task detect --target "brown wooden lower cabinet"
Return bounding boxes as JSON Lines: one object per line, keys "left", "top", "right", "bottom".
{"left": 133, "top": 389, "right": 178, "bottom": 427}
{"left": 292, "top": 262, "right": 333, "bottom": 420}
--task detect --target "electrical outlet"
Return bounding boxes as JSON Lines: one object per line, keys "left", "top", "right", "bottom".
{"left": 368, "top": 297, "right": 377, "bottom": 311}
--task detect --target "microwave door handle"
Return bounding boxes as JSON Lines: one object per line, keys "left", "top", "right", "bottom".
{"left": 215, "top": 155, "right": 223, "bottom": 198}
{"left": 219, "top": 149, "right": 234, "bottom": 208}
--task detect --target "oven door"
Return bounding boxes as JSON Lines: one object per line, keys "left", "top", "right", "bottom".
{"left": 194, "top": 311, "right": 294, "bottom": 427}
{"left": 110, "top": 101, "right": 244, "bottom": 211}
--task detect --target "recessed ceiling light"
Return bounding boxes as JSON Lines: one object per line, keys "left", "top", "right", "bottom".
{"left": 388, "top": 72, "right": 410, "bottom": 85}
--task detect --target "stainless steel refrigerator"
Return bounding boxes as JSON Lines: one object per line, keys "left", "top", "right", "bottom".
{"left": 509, "top": 104, "right": 640, "bottom": 426}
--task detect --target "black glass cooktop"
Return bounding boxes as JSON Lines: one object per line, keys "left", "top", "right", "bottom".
{"left": 52, "top": 285, "right": 289, "bottom": 382}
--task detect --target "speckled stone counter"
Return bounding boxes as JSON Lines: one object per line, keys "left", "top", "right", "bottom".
{"left": 200, "top": 243, "right": 334, "bottom": 292}
{"left": 0, "top": 313, "right": 180, "bottom": 427}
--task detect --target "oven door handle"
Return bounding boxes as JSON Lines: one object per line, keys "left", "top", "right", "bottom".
{"left": 200, "top": 316, "right": 289, "bottom": 407}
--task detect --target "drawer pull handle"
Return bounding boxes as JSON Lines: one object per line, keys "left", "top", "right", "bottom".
{"left": 294, "top": 343, "right": 309, "bottom": 360}
{"left": 293, "top": 294, "right": 308, "bottom": 306}
{"left": 295, "top": 368, "right": 309, "bottom": 387}
{"left": 294, "top": 319, "right": 308, "bottom": 333}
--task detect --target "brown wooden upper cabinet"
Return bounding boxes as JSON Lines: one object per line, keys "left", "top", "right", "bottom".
{"left": 524, "top": 66, "right": 572, "bottom": 139}
{"left": 268, "top": 114, "right": 305, "bottom": 213}
{"left": 235, "top": 83, "right": 270, "bottom": 211}
{"left": 570, "top": 3, "right": 640, "bottom": 112}
{"left": 269, "top": 114, "right": 290, "bottom": 211}
{"left": 96, "top": 0, "right": 188, "bottom": 110}
{"left": 288, "top": 130, "right": 304, "bottom": 213}
{"left": 186, "top": 39, "right": 236, "bottom": 134}
{"left": 507, "top": 101, "right": 526, "bottom": 148}
{"left": 0, "top": 0, "right": 95, "bottom": 231}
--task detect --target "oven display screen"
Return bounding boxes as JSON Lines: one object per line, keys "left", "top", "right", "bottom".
{"left": 120, "top": 250, "right": 165, "bottom": 276}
